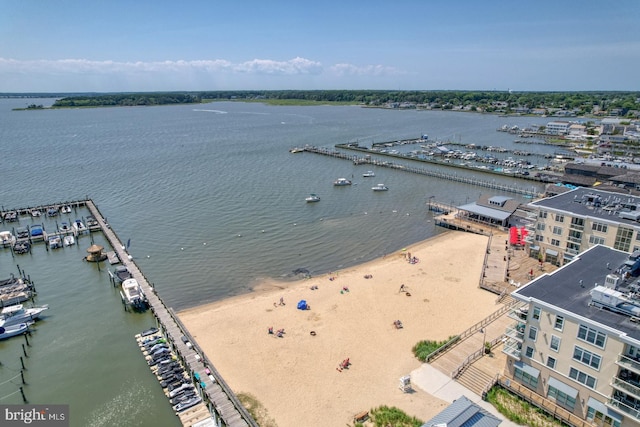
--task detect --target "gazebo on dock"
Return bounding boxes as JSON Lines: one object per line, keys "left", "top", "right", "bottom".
{"left": 86, "top": 244, "right": 107, "bottom": 262}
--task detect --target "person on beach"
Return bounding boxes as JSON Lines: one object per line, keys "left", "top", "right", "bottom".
{"left": 279, "top": 297, "right": 285, "bottom": 306}
{"left": 399, "top": 284, "right": 406, "bottom": 292}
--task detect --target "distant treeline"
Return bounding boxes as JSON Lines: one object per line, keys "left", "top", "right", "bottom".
{"left": 48, "top": 90, "right": 639, "bottom": 114}
{"left": 52, "top": 93, "right": 201, "bottom": 107}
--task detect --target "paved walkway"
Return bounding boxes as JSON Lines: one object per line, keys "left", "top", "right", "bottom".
{"left": 411, "top": 363, "right": 522, "bottom": 427}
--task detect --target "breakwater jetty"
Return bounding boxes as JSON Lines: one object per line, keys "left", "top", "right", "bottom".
{"left": 300, "top": 146, "right": 542, "bottom": 198}
{"left": 83, "top": 200, "right": 257, "bottom": 427}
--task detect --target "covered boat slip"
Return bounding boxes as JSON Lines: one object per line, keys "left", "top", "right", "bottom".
{"left": 83, "top": 200, "right": 256, "bottom": 427}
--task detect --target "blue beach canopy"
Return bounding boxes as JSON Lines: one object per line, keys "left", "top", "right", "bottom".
{"left": 297, "top": 300, "right": 307, "bottom": 310}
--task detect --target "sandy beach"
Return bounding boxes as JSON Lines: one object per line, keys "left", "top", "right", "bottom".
{"left": 179, "top": 231, "right": 503, "bottom": 427}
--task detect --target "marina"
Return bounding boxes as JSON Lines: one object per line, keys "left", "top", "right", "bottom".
{"left": 298, "top": 145, "right": 543, "bottom": 198}
{"left": 0, "top": 198, "right": 257, "bottom": 426}
{"left": 83, "top": 199, "right": 257, "bottom": 426}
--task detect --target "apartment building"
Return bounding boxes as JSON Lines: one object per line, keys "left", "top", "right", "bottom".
{"left": 503, "top": 245, "right": 640, "bottom": 426}
{"left": 528, "top": 188, "right": 640, "bottom": 266}
{"left": 546, "top": 121, "right": 573, "bottom": 135}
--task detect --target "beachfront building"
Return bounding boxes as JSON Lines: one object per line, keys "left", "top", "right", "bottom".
{"left": 456, "top": 194, "right": 522, "bottom": 228}
{"left": 503, "top": 245, "right": 640, "bottom": 426}
{"left": 546, "top": 121, "right": 572, "bottom": 136}
{"left": 527, "top": 187, "right": 640, "bottom": 266}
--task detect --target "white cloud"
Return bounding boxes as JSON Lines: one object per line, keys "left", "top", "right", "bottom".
{"left": 0, "top": 56, "right": 411, "bottom": 91}
{"left": 330, "top": 63, "right": 403, "bottom": 76}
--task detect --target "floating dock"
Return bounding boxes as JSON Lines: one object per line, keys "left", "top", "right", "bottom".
{"left": 83, "top": 200, "right": 257, "bottom": 427}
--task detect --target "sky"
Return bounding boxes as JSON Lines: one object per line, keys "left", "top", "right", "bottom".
{"left": 1, "top": 0, "right": 639, "bottom": 93}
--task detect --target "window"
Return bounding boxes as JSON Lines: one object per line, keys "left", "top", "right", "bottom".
{"left": 547, "top": 356, "right": 557, "bottom": 369}
{"left": 587, "top": 406, "right": 622, "bottom": 427}
{"left": 592, "top": 222, "right": 608, "bottom": 233}
{"left": 555, "top": 214, "right": 564, "bottom": 223}
{"left": 553, "top": 226, "right": 563, "bottom": 235}
{"left": 577, "top": 325, "right": 606, "bottom": 348}
{"left": 589, "top": 235, "right": 605, "bottom": 245}
{"left": 548, "top": 383, "right": 576, "bottom": 410}
{"left": 539, "top": 211, "right": 547, "bottom": 219}
{"left": 535, "top": 234, "right": 543, "bottom": 242}
{"left": 528, "top": 326, "right": 538, "bottom": 341}
{"left": 537, "top": 223, "right": 546, "bottom": 231}
{"left": 569, "top": 367, "right": 597, "bottom": 388}
{"left": 614, "top": 227, "right": 633, "bottom": 252}
{"left": 532, "top": 306, "right": 541, "bottom": 320}
{"left": 573, "top": 346, "right": 602, "bottom": 370}
{"left": 550, "top": 335, "right": 561, "bottom": 352}
{"left": 514, "top": 365, "right": 539, "bottom": 389}
{"left": 551, "top": 239, "right": 560, "bottom": 247}
{"left": 554, "top": 315, "right": 564, "bottom": 331}
{"left": 525, "top": 346, "right": 534, "bottom": 358}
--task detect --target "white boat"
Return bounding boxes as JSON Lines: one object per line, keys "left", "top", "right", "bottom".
{"left": 0, "top": 322, "right": 31, "bottom": 340}
{"left": 362, "top": 171, "right": 375, "bottom": 177}
{"left": 72, "top": 219, "right": 87, "bottom": 233}
{"left": 121, "top": 278, "right": 148, "bottom": 310}
{"left": 48, "top": 235, "right": 62, "bottom": 249}
{"left": 61, "top": 205, "right": 72, "bottom": 214}
{"left": 30, "top": 209, "right": 41, "bottom": 217}
{"left": 372, "top": 183, "right": 389, "bottom": 191}
{"left": 63, "top": 235, "right": 75, "bottom": 246}
{"left": 0, "top": 304, "right": 48, "bottom": 328}
{"left": 305, "top": 194, "right": 321, "bottom": 203}
{"left": 0, "top": 231, "right": 16, "bottom": 247}
{"left": 333, "top": 178, "right": 352, "bottom": 186}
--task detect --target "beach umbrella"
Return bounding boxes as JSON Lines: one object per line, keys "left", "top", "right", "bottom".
{"left": 297, "top": 300, "right": 307, "bottom": 310}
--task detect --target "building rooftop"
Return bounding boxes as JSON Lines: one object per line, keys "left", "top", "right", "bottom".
{"left": 514, "top": 245, "right": 640, "bottom": 342}
{"left": 529, "top": 187, "right": 640, "bottom": 226}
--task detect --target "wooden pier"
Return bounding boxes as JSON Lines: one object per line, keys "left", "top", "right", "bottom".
{"left": 85, "top": 200, "right": 257, "bottom": 427}
{"left": 300, "top": 145, "right": 543, "bottom": 198}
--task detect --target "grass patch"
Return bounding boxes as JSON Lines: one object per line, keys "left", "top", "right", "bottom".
{"left": 352, "top": 406, "right": 423, "bottom": 427}
{"left": 237, "top": 392, "right": 278, "bottom": 427}
{"left": 412, "top": 335, "right": 458, "bottom": 362}
{"left": 486, "top": 387, "right": 568, "bottom": 427}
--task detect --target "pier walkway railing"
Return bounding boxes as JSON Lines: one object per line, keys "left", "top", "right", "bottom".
{"left": 86, "top": 200, "right": 257, "bottom": 427}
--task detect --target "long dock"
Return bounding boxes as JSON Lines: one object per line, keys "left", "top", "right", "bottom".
{"left": 300, "top": 145, "right": 543, "bottom": 198}
{"left": 85, "top": 200, "right": 257, "bottom": 427}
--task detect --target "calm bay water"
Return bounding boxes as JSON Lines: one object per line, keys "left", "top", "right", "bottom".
{"left": 0, "top": 99, "right": 551, "bottom": 426}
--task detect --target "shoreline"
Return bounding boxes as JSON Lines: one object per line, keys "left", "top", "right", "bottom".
{"left": 178, "top": 230, "right": 504, "bottom": 427}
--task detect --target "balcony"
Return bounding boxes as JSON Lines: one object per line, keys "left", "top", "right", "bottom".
{"left": 567, "top": 235, "right": 582, "bottom": 244}
{"left": 507, "top": 306, "right": 529, "bottom": 322}
{"left": 612, "top": 377, "right": 640, "bottom": 400}
{"left": 607, "top": 397, "right": 640, "bottom": 422}
{"left": 502, "top": 338, "right": 522, "bottom": 360}
{"left": 616, "top": 354, "right": 640, "bottom": 376}
{"left": 565, "top": 247, "right": 580, "bottom": 256}
{"left": 504, "top": 322, "right": 525, "bottom": 342}
{"left": 569, "top": 223, "right": 585, "bottom": 231}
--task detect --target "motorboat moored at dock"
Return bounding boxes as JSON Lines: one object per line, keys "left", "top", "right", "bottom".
{"left": 121, "top": 278, "right": 149, "bottom": 311}
{"left": 72, "top": 219, "right": 87, "bottom": 233}
{"left": 0, "top": 304, "right": 48, "bottom": 328}
{"left": 0, "top": 322, "right": 31, "bottom": 340}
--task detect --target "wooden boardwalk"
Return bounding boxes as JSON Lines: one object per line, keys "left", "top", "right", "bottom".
{"left": 85, "top": 200, "right": 257, "bottom": 427}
